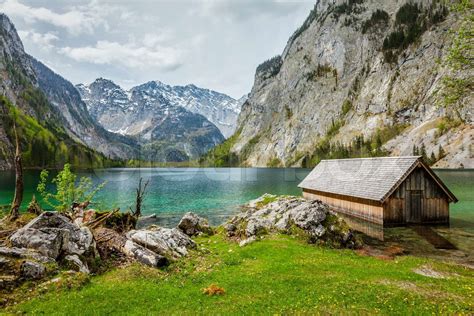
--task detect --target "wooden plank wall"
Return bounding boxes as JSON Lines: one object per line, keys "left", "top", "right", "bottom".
{"left": 302, "top": 189, "right": 384, "bottom": 225}
{"left": 384, "top": 167, "right": 449, "bottom": 225}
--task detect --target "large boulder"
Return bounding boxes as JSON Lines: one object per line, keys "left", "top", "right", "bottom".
{"left": 225, "top": 195, "right": 360, "bottom": 248}
{"left": 127, "top": 227, "right": 196, "bottom": 258}
{"left": 177, "top": 212, "right": 213, "bottom": 236}
{"left": 9, "top": 212, "right": 96, "bottom": 259}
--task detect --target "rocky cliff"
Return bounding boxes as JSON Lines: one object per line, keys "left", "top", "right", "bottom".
{"left": 229, "top": 0, "right": 472, "bottom": 168}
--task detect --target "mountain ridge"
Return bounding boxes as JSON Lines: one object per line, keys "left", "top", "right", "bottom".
{"left": 76, "top": 78, "right": 226, "bottom": 162}
{"left": 77, "top": 78, "right": 244, "bottom": 138}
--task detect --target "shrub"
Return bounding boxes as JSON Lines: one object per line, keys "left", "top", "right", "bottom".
{"left": 37, "top": 164, "right": 106, "bottom": 212}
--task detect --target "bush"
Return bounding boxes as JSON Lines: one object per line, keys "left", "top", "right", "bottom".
{"left": 37, "top": 164, "right": 106, "bottom": 212}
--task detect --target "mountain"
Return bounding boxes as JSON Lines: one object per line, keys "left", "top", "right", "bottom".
{"left": 0, "top": 14, "right": 128, "bottom": 170}
{"left": 77, "top": 80, "right": 242, "bottom": 138}
{"left": 76, "top": 79, "right": 225, "bottom": 161}
{"left": 0, "top": 13, "right": 139, "bottom": 171}
{"left": 216, "top": 0, "right": 472, "bottom": 168}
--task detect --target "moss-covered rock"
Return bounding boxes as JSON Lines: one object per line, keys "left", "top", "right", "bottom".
{"left": 224, "top": 195, "right": 361, "bottom": 249}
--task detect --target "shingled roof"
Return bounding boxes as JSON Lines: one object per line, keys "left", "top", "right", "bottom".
{"left": 298, "top": 156, "right": 457, "bottom": 203}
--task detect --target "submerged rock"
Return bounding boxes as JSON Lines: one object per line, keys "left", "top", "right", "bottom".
{"left": 136, "top": 214, "right": 157, "bottom": 229}
{"left": 225, "top": 195, "right": 360, "bottom": 248}
{"left": 178, "top": 212, "right": 214, "bottom": 236}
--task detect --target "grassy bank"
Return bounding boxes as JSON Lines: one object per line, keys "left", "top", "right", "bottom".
{"left": 8, "top": 234, "right": 473, "bottom": 315}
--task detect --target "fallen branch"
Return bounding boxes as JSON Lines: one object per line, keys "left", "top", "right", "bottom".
{"left": 87, "top": 209, "right": 119, "bottom": 230}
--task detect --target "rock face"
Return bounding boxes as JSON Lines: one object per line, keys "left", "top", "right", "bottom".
{"left": 229, "top": 0, "right": 472, "bottom": 168}
{"left": 77, "top": 79, "right": 244, "bottom": 139}
{"left": 177, "top": 212, "right": 214, "bottom": 236}
{"left": 226, "top": 195, "right": 359, "bottom": 248}
{"left": 76, "top": 79, "right": 226, "bottom": 162}
{"left": 127, "top": 227, "right": 196, "bottom": 258}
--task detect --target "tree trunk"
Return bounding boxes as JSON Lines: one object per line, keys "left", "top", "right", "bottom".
{"left": 9, "top": 124, "right": 23, "bottom": 220}
{"left": 133, "top": 178, "right": 149, "bottom": 218}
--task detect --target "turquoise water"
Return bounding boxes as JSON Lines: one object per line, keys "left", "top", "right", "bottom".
{"left": 0, "top": 168, "right": 308, "bottom": 225}
{"left": 0, "top": 168, "right": 472, "bottom": 227}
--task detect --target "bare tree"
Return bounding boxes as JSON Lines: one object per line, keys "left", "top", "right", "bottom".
{"left": 9, "top": 123, "right": 23, "bottom": 220}
{"left": 133, "top": 177, "right": 149, "bottom": 218}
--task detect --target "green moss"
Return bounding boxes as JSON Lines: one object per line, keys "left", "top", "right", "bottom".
{"left": 255, "top": 194, "right": 279, "bottom": 208}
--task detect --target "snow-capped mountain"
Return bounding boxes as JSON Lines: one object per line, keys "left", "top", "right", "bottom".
{"left": 77, "top": 79, "right": 243, "bottom": 138}
{"left": 76, "top": 78, "right": 225, "bottom": 162}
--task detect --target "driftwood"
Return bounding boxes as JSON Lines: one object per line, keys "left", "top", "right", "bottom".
{"left": 9, "top": 123, "right": 23, "bottom": 220}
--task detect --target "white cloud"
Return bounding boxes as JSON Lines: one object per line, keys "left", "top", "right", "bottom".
{"left": 59, "top": 39, "right": 183, "bottom": 71}
{"left": 17, "top": 30, "right": 58, "bottom": 50}
{"left": 194, "top": 0, "right": 311, "bottom": 22}
{"left": 0, "top": 0, "right": 111, "bottom": 34}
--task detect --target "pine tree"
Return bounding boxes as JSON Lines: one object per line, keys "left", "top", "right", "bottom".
{"left": 438, "top": 145, "right": 446, "bottom": 160}
{"left": 430, "top": 152, "right": 436, "bottom": 165}
{"left": 420, "top": 143, "right": 428, "bottom": 162}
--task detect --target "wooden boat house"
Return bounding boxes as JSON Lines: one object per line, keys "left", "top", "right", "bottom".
{"left": 298, "top": 156, "right": 457, "bottom": 226}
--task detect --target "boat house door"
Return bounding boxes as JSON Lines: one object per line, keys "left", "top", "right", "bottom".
{"left": 408, "top": 190, "right": 422, "bottom": 223}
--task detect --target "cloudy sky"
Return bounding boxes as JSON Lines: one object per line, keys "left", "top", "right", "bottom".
{"left": 0, "top": 0, "right": 314, "bottom": 98}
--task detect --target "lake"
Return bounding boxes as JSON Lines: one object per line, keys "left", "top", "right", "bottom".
{"left": 0, "top": 168, "right": 472, "bottom": 229}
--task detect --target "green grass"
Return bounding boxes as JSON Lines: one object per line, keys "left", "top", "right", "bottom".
{"left": 8, "top": 234, "right": 474, "bottom": 315}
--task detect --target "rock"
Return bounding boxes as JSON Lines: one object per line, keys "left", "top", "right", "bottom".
{"left": 9, "top": 212, "right": 96, "bottom": 259}
{"left": 245, "top": 218, "right": 272, "bottom": 237}
{"left": 0, "top": 247, "right": 54, "bottom": 263}
{"left": 177, "top": 212, "right": 213, "bottom": 236}
{"left": 224, "top": 223, "right": 237, "bottom": 237}
{"left": 239, "top": 236, "right": 257, "bottom": 247}
{"left": 20, "top": 261, "right": 46, "bottom": 280}
{"left": 136, "top": 214, "right": 157, "bottom": 229}
{"left": 122, "top": 240, "right": 168, "bottom": 267}
{"left": 225, "top": 195, "right": 359, "bottom": 248}
{"left": 64, "top": 255, "right": 89, "bottom": 274}
{"left": 127, "top": 227, "right": 195, "bottom": 258}
{"left": 10, "top": 228, "right": 65, "bottom": 259}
